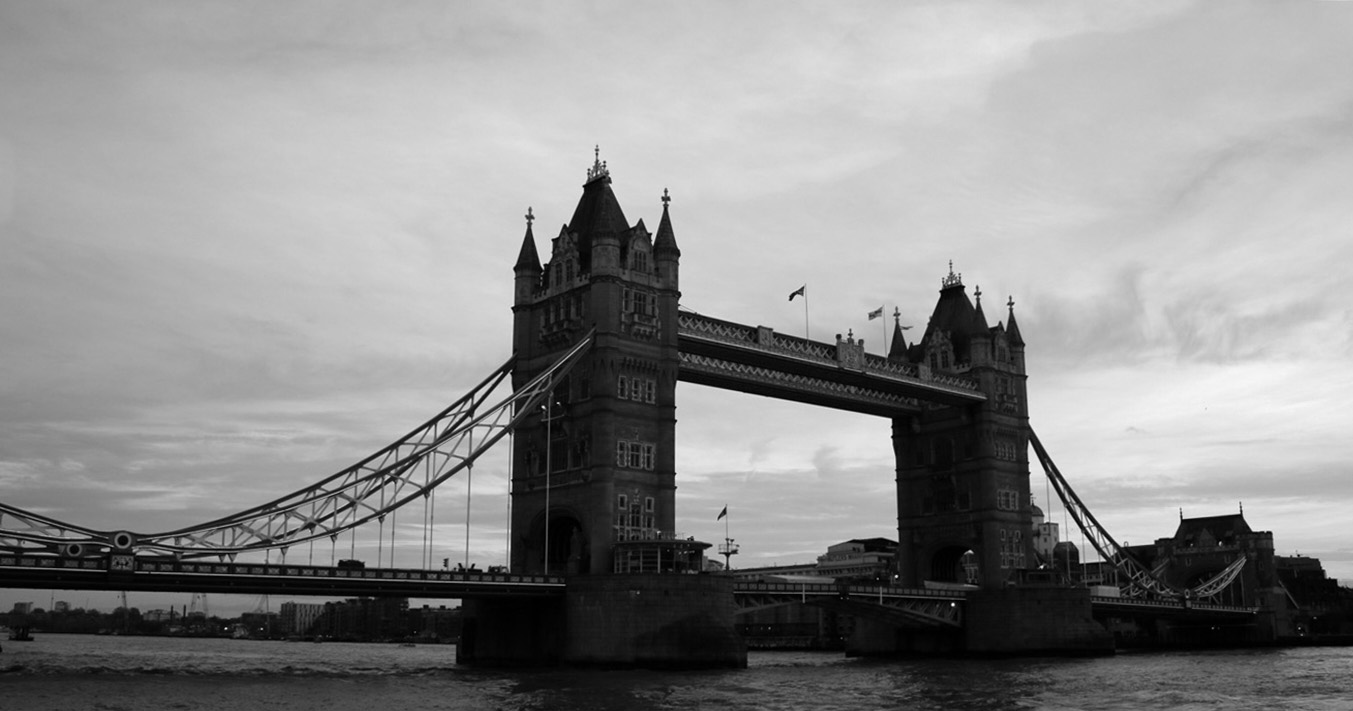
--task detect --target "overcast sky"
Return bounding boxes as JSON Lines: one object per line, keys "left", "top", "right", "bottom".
{"left": 4, "top": 1, "right": 1352, "bottom": 615}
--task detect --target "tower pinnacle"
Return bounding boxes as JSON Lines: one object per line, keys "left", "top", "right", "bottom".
{"left": 942, "top": 260, "right": 963, "bottom": 289}
{"left": 586, "top": 145, "right": 610, "bottom": 184}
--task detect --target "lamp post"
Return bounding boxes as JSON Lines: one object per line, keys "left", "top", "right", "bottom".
{"left": 543, "top": 402, "right": 551, "bottom": 575}
{"left": 541, "top": 396, "right": 559, "bottom": 575}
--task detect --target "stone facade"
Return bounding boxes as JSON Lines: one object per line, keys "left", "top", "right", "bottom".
{"left": 510, "top": 156, "right": 682, "bottom": 576}
{"left": 891, "top": 266, "right": 1034, "bottom": 588}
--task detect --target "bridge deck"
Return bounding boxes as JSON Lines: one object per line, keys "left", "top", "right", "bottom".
{"left": 1090, "top": 595, "right": 1256, "bottom": 619}
{"left": 0, "top": 554, "right": 564, "bottom": 598}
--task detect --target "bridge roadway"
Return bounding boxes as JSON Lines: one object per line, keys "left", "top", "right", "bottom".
{"left": 2, "top": 553, "right": 1257, "bottom": 625}
{"left": 0, "top": 553, "right": 564, "bottom": 599}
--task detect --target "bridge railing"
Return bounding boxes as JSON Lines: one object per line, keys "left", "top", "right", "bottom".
{"left": 1090, "top": 595, "right": 1256, "bottom": 615}
{"left": 733, "top": 581, "right": 966, "bottom": 600}
{"left": 0, "top": 553, "right": 565, "bottom": 588}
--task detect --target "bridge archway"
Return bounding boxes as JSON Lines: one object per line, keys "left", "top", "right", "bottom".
{"left": 929, "top": 546, "right": 979, "bottom": 585}
{"left": 522, "top": 507, "right": 591, "bottom": 575}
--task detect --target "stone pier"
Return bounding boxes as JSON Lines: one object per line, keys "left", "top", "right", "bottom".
{"left": 458, "top": 574, "right": 746, "bottom": 668}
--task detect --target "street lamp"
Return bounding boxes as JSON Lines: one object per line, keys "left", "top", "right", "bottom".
{"left": 541, "top": 396, "right": 560, "bottom": 575}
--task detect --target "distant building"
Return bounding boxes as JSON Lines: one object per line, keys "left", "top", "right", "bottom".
{"left": 729, "top": 538, "right": 897, "bottom": 649}
{"left": 313, "top": 597, "right": 410, "bottom": 641}
{"left": 11, "top": 602, "right": 33, "bottom": 615}
{"left": 279, "top": 601, "right": 324, "bottom": 637}
{"left": 816, "top": 538, "right": 897, "bottom": 581}
{"left": 1029, "top": 500, "right": 1060, "bottom": 566}
{"left": 733, "top": 538, "right": 898, "bottom": 583}
{"left": 410, "top": 604, "right": 462, "bottom": 641}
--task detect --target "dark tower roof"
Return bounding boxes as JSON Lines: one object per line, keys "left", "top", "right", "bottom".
{"left": 1172, "top": 513, "right": 1253, "bottom": 548}
{"left": 565, "top": 152, "right": 630, "bottom": 272}
{"left": 654, "top": 188, "right": 680, "bottom": 257}
{"left": 515, "top": 207, "right": 541, "bottom": 273}
{"left": 1005, "top": 295, "right": 1024, "bottom": 346}
{"left": 915, "top": 262, "right": 988, "bottom": 363}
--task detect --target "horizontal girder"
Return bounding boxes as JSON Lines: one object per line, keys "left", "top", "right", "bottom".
{"left": 677, "top": 311, "right": 985, "bottom": 414}
{"left": 733, "top": 581, "right": 964, "bottom": 628}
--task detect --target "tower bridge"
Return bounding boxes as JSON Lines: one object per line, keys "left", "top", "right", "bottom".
{"left": 1, "top": 154, "right": 1292, "bottom": 666}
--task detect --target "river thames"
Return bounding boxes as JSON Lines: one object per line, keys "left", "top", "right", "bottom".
{"left": 2, "top": 634, "right": 1350, "bottom": 710}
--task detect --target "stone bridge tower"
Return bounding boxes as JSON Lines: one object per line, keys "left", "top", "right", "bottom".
{"left": 510, "top": 153, "right": 681, "bottom": 575}
{"left": 890, "top": 264, "right": 1033, "bottom": 589}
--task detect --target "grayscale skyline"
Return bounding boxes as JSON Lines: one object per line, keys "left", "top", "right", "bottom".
{"left": 3, "top": 1, "right": 1351, "bottom": 614}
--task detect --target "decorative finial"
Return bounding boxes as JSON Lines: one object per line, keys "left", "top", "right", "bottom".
{"left": 662, "top": 187, "right": 670, "bottom": 208}
{"left": 525, "top": 206, "right": 534, "bottom": 228}
{"left": 941, "top": 260, "right": 963, "bottom": 288}
{"left": 893, "top": 307, "right": 901, "bottom": 324}
{"left": 1008, "top": 295, "right": 1015, "bottom": 312}
{"left": 586, "top": 145, "right": 610, "bottom": 183}
{"left": 974, "top": 285, "right": 982, "bottom": 304}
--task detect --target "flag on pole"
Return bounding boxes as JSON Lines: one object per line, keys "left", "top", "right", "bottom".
{"left": 788, "top": 285, "right": 806, "bottom": 301}
{"left": 717, "top": 506, "right": 728, "bottom": 520}
{"left": 867, "top": 306, "right": 884, "bottom": 320}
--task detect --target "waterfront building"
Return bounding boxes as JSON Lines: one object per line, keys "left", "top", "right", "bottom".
{"left": 1029, "top": 499, "right": 1060, "bottom": 566}
{"left": 279, "top": 601, "right": 325, "bottom": 637}
{"left": 816, "top": 538, "right": 897, "bottom": 581}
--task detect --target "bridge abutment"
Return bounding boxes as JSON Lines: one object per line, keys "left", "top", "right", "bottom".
{"left": 845, "top": 621, "right": 964, "bottom": 656}
{"left": 458, "top": 574, "right": 746, "bottom": 668}
{"left": 562, "top": 574, "right": 745, "bottom": 668}
{"left": 457, "top": 596, "right": 565, "bottom": 666}
{"left": 962, "top": 587, "right": 1113, "bottom": 655}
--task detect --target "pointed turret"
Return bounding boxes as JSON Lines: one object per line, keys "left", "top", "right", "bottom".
{"left": 888, "top": 308, "right": 910, "bottom": 360}
{"left": 969, "top": 285, "right": 993, "bottom": 367}
{"left": 653, "top": 188, "right": 680, "bottom": 290}
{"left": 972, "top": 285, "right": 989, "bottom": 334}
{"left": 1005, "top": 295, "right": 1024, "bottom": 347}
{"left": 654, "top": 188, "right": 680, "bottom": 257}
{"left": 514, "top": 207, "right": 542, "bottom": 306}
{"left": 515, "top": 208, "right": 541, "bottom": 273}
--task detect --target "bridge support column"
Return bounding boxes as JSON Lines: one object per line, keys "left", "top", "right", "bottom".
{"left": 963, "top": 587, "right": 1113, "bottom": 655}
{"left": 845, "top": 620, "right": 964, "bottom": 656}
{"left": 457, "top": 574, "right": 746, "bottom": 668}
{"left": 562, "top": 574, "right": 746, "bottom": 668}
{"left": 457, "top": 596, "right": 565, "bottom": 666}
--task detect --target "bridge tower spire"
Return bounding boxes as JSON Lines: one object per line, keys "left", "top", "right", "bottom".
{"left": 509, "top": 152, "right": 682, "bottom": 575}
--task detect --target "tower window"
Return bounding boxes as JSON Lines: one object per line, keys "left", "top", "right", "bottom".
{"left": 615, "top": 440, "right": 656, "bottom": 471}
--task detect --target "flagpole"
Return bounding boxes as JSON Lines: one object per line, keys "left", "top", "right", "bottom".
{"left": 803, "top": 290, "right": 810, "bottom": 340}
{"left": 882, "top": 307, "right": 888, "bottom": 354}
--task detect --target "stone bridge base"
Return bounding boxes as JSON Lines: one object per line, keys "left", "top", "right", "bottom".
{"left": 457, "top": 574, "right": 746, "bottom": 668}
{"left": 846, "top": 586, "right": 1114, "bottom": 657}
{"left": 964, "top": 586, "right": 1114, "bottom": 655}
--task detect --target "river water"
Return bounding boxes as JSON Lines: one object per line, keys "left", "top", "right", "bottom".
{"left": 2, "top": 634, "right": 1350, "bottom": 710}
